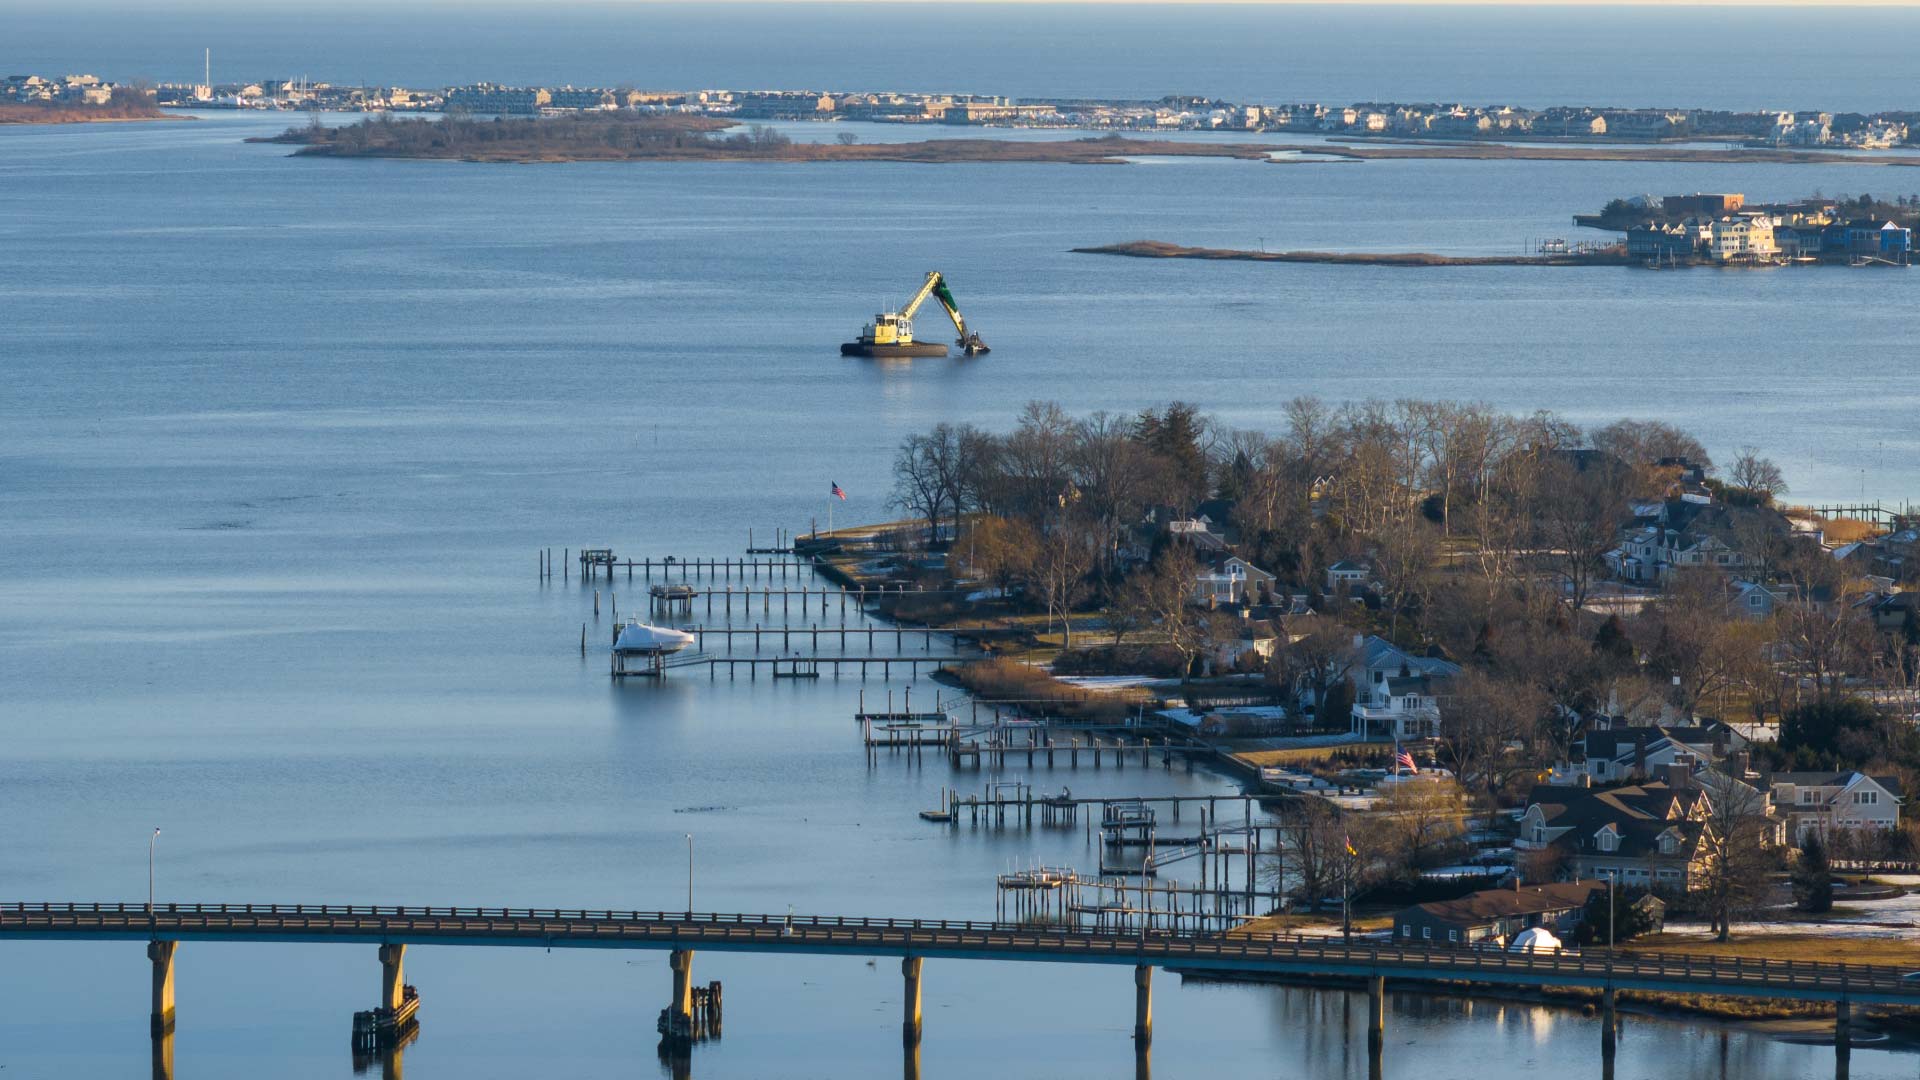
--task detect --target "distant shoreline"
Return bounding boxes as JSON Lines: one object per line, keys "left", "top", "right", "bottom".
{"left": 1074, "top": 239, "right": 1627, "bottom": 268}
{"left": 1286, "top": 142, "right": 1920, "bottom": 168}
{"left": 0, "top": 103, "right": 178, "bottom": 126}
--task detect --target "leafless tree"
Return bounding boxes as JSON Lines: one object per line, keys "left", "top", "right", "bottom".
{"left": 1437, "top": 669, "right": 1547, "bottom": 807}
{"left": 1727, "top": 446, "right": 1788, "bottom": 500}
{"left": 1534, "top": 454, "right": 1632, "bottom": 610}
{"left": 1695, "top": 781, "right": 1780, "bottom": 942}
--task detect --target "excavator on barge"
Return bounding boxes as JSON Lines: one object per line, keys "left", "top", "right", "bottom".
{"left": 841, "top": 271, "right": 990, "bottom": 358}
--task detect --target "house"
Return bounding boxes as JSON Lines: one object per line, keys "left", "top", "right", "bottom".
{"left": 1710, "top": 215, "right": 1780, "bottom": 263}
{"left": 1626, "top": 224, "right": 1696, "bottom": 261}
{"left": 1393, "top": 880, "right": 1606, "bottom": 948}
{"left": 1348, "top": 635, "right": 1460, "bottom": 740}
{"left": 1192, "top": 555, "right": 1276, "bottom": 608}
{"left": 1515, "top": 776, "right": 1713, "bottom": 892}
{"left": 1573, "top": 723, "right": 1748, "bottom": 784}
{"left": 1824, "top": 219, "right": 1913, "bottom": 265}
{"left": 1765, "top": 771, "right": 1902, "bottom": 844}
{"left": 1729, "top": 579, "right": 1795, "bottom": 619}
{"left": 1325, "top": 559, "right": 1373, "bottom": 593}
{"left": 1607, "top": 499, "right": 1793, "bottom": 585}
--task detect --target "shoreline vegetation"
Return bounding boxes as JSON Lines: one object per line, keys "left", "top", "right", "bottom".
{"left": 257, "top": 113, "right": 1920, "bottom": 167}
{"left": 1074, "top": 239, "right": 1628, "bottom": 268}
{"left": 256, "top": 114, "right": 1275, "bottom": 164}
{"left": 0, "top": 100, "right": 173, "bottom": 125}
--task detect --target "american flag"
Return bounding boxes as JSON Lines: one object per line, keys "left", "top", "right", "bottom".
{"left": 1396, "top": 750, "right": 1419, "bottom": 775}
{"left": 830, "top": 482, "right": 847, "bottom": 501}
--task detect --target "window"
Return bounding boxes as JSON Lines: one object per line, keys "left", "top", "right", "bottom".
{"left": 1597, "top": 830, "right": 1617, "bottom": 853}
{"left": 1403, "top": 924, "right": 1413, "bottom": 938}
{"left": 1802, "top": 790, "right": 1816, "bottom": 804}
{"left": 1659, "top": 834, "right": 1677, "bottom": 854}
{"left": 1856, "top": 791, "right": 1878, "bottom": 806}
{"left": 1422, "top": 927, "right": 1431, "bottom": 940}
{"left": 1449, "top": 930, "right": 1459, "bottom": 943}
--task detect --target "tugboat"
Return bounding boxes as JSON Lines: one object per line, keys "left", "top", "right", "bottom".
{"left": 841, "top": 271, "right": 990, "bottom": 358}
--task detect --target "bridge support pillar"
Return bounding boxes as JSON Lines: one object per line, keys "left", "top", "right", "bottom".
{"left": 1601, "top": 986, "right": 1617, "bottom": 1061}
{"left": 670, "top": 949, "right": 695, "bottom": 1028}
{"left": 1366, "top": 975, "right": 1384, "bottom": 1052}
{"left": 148, "top": 940, "right": 177, "bottom": 1037}
{"left": 902, "top": 957, "right": 923, "bottom": 1047}
{"left": 379, "top": 944, "right": 406, "bottom": 1012}
{"left": 1836, "top": 997, "right": 1851, "bottom": 1078}
{"left": 152, "top": 1028, "right": 175, "bottom": 1080}
{"left": 1133, "top": 965, "right": 1153, "bottom": 1049}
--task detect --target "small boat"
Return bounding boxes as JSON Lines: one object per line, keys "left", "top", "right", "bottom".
{"left": 613, "top": 618, "right": 696, "bottom": 655}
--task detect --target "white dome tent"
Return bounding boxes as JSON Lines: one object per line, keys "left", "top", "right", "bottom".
{"left": 1508, "top": 927, "right": 1563, "bottom": 954}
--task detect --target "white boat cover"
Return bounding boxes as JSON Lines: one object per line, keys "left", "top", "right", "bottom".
{"left": 615, "top": 621, "right": 696, "bottom": 654}
{"left": 1508, "top": 927, "right": 1562, "bottom": 953}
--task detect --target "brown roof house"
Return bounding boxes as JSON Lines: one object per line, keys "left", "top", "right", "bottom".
{"left": 1515, "top": 772, "right": 1717, "bottom": 893}
{"left": 1393, "top": 881, "right": 1606, "bottom": 948}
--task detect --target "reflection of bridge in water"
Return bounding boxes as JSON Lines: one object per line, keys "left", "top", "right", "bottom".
{"left": 7, "top": 902, "right": 1900, "bottom": 1079}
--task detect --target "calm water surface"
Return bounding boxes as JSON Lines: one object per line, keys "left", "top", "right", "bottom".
{"left": 1, "top": 109, "right": 1916, "bottom": 1079}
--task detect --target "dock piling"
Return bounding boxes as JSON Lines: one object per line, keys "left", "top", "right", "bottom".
{"left": 1133, "top": 965, "right": 1152, "bottom": 1048}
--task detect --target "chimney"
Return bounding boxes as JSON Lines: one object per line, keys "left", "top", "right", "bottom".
{"left": 1664, "top": 762, "right": 1692, "bottom": 789}
{"left": 1735, "top": 750, "right": 1751, "bottom": 778}
{"left": 1633, "top": 738, "right": 1648, "bottom": 777}
{"left": 1578, "top": 773, "right": 1592, "bottom": 789}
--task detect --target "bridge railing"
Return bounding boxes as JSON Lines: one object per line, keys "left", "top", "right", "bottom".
{"left": 3, "top": 902, "right": 1914, "bottom": 993}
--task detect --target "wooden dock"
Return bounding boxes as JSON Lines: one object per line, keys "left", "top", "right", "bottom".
{"left": 614, "top": 653, "right": 980, "bottom": 680}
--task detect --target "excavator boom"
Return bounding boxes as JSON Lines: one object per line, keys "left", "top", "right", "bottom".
{"left": 843, "top": 271, "right": 989, "bottom": 357}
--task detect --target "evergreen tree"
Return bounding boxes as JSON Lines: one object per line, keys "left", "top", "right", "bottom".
{"left": 1791, "top": 834, "right": 1833, "bottom": 914}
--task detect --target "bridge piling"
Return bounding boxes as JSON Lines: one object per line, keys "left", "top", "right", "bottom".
{"left": 1601, "top": 985, "right": 1617, "bottom": 1062}
{"left": 667, "top": 949, "right": 695, "bottom": 1045}
{"left": 379, "top": 943, "right": 406, "bottom": 1012}
{"left": 1836, "top": 997, "right": 1851, "bottom": 1077}
{"left": 1133, "top": 965, "right": 1152, "bottom": 1049}
{"left": 902, "top": 956, "right": 924, "bottom": 1047}
{"left": 148, "top": 939, "right": 177, "bottom": 1037}
{"left": 1367, "top": 974, "right": 1385, "bottom": 1079}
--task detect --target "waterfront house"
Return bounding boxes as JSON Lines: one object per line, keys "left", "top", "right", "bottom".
{"left": 1626, "top": 224, "right": 1695, "bottom": 262}
{"left": 1348, "top": 635, "right": 1460, "bottom": 740}
{"left": 1823, "top": 219, "right": 1913, "bottom": 265}
{"left": 1710, "top": 215, "right": 1781, "bottom": 263}
{"left": 1766, "top": 771, "right": 1902, "bottom": 844}
{"left": 1515, "top": 777, "right": 1713, "bottom": 892}
{"left": 1393, "top": 881, "right": 1606, "bottom": 947}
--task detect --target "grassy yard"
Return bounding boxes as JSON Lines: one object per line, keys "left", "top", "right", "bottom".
{"left": 1625, "top": 932, "right": 1920, "bottom": 970}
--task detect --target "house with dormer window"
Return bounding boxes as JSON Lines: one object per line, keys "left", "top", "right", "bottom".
{"left": 1515, "top": 774, "right": 1715, "bottom": 892}
{"left": 1347, "top": 635, "right": 1460, "bottom": 741}
{"left": 1765, "top": 771, "right": 1902, "bottom": 844}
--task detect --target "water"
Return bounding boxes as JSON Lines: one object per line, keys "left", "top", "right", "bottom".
{"left": 9, "top": 3, "right": 1920, "bottom": 112}
{"left": 1, "top": 105, "right": 1918, "bottom": 1079}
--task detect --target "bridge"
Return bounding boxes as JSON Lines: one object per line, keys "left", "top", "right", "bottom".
{"left": 3, "top": 902, "right": 1902, "bottom": 1075}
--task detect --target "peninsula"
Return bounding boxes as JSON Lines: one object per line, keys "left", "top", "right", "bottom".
{"left": 1075, "top": 239, "right": 1627, "bottom": 267}
{"left": 258, "top": 114, "right": 1280, "bottom": 164}
{"left": 0, "top": 99, "right": 170, "bottom": 125}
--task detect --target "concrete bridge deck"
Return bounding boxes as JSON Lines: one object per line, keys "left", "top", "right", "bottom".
{"left": 7, "top": 901, "right": 1919, "bottom": 1005}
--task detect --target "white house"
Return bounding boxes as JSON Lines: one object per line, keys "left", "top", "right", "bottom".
{"left": 1192, "top": 555, "right": 1276, "bottom": 608}
{"left": 1325, "top": 559, "right": 1373, "bottom": 592}
{"left": 1348, "top": 635, "right": 1460, "bottom": 740}
{"left": 1767, "top": 771, "right": 1902, "bottom": 844}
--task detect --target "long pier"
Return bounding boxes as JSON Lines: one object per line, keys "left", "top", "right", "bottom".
{"left": 1, "top": 901, "right": 1900, "bottom": 1075}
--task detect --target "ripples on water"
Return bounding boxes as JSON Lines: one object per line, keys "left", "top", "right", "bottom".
{"left": 0, "top": 103, "right": 1914, "bottom": 1078}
